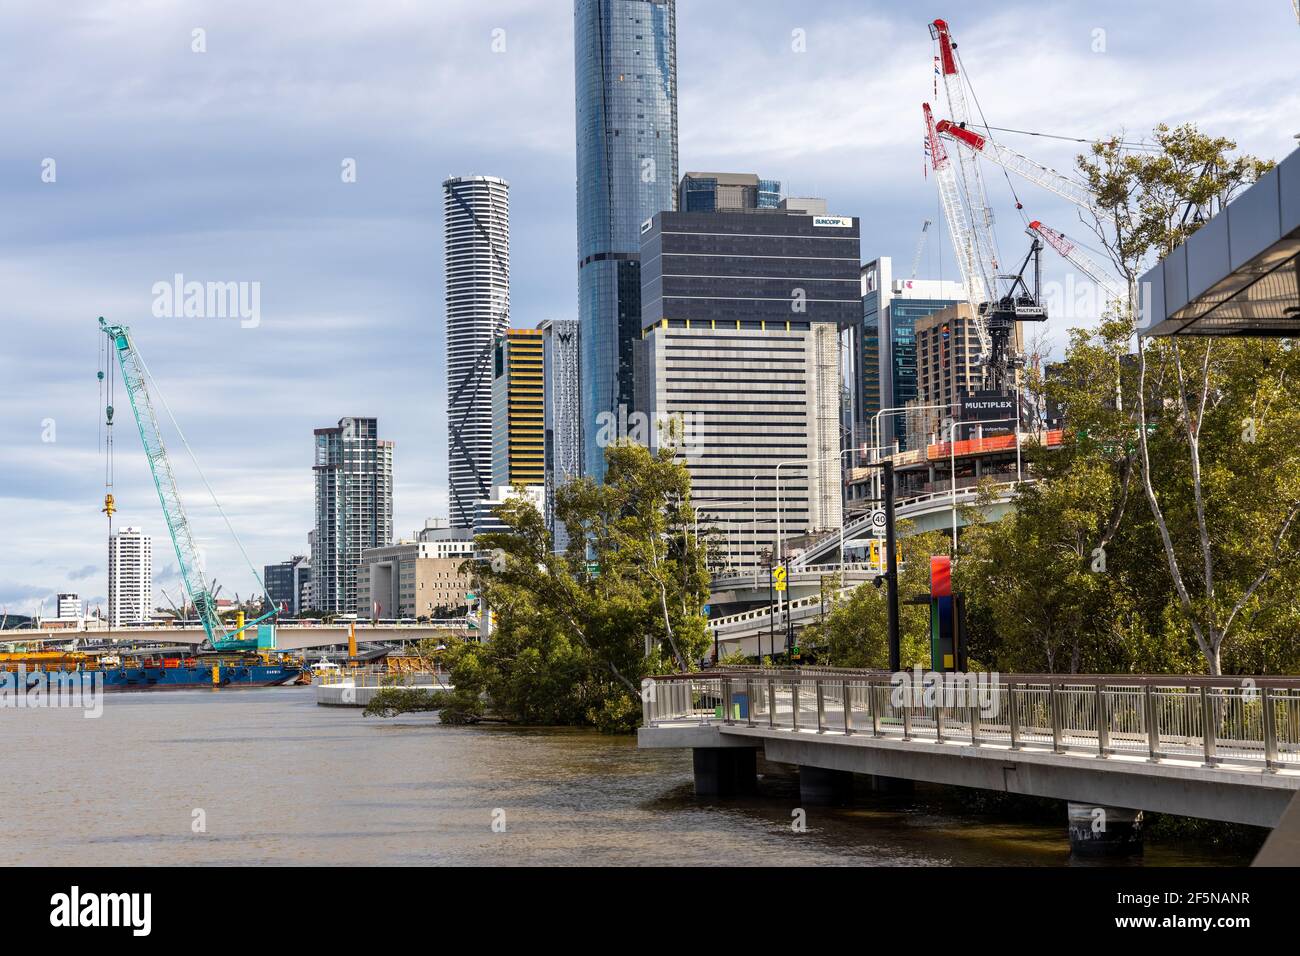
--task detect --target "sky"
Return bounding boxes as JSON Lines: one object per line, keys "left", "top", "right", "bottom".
{"left": 2, "top": 0, "right": 1298, "bottom": 617}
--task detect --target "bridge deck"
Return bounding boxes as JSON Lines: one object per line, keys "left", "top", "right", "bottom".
{"left": 639, "top": 672, "right": 1300, "bottom": 826}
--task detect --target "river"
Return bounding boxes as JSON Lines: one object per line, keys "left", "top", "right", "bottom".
{"left": 0, "top": 687, "right": 1253, "bottom": 866}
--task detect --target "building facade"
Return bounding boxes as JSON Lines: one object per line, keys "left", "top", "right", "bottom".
{"left": 55, "top": 593, "right": 81, "bottom": 620}
{"left": 575, "top": 0, "right": 678, "bottom": 482}
{"left": 907, "top": 301, "right": 1025, "bottom": 445}
{"left": 853, "top": 257, "right": 966, "bottom": 451}
{"left": 263, "top": 555, "right": 311, "bottom": 616}
{"left": 640, "top": 206, "right": 858, "bottom": 570}
{"left": 678, "top": 172, "right": 780, "bottom": 212}
{"left": 356, "top": 541, "right": 474, "bottom": 620}
{"left": 492, "top": 328, "right": 545, "bottom": 489}
{"left": 416, "top": 518, "right": 475, "bottom": 560}
{"left": 312, "top": 417, "right": 394, "bottom": 614}
{"left": 540, "top": 318, "right": 581, "bottom": 551}
{"left": 108, "top": 527, "right": 152, "bottom": 626}
{"left": 443, "top": 174, "right": 510, "bottom": 526}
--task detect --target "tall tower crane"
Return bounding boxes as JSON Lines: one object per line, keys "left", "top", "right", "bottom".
{"left": 99, "top": 317, "right": 272, "bottom": 652}
{"left": 929, "top": 19, "right": 1002, "bottom": 285}
{"left": 924, "top": 102, "right": 992, "bottom": 363}
{"left": 925, "top": 18, "right": 1050, "bottom": 395}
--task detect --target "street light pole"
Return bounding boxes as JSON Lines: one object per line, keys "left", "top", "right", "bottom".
{"left": 775, "top": 449, "right": 856, "bottom": 567}
{"left": 945, "top": 415, "right": 1018, "bottom": 553}
{"left": 884, "top": 459, "right": 901, "bottom": 672}
{"left": 766, "top": 553, "right": 775, "bottom": 662}
{"left": 871, "top": 402, "right": 957, "bottom": 500}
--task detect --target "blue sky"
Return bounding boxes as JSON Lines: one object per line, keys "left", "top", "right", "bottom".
{"left": 2, "top": 0, "right": 1298, "bottom": 616}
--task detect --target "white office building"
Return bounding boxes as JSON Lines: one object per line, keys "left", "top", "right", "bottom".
{"left": 443, "top": 175, "right": 510, "bottom": 529}
{"left": 108, "top": 527, "right": 152, "bottom": 626}
{"left": 55, "top": 593, "right": 82, "bottom": 620}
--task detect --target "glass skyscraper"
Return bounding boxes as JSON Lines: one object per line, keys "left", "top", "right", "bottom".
{"left": 856, "top": 258, "right": 964, "bottom": 450}
{"left": 574, "top": 0, "right": 678, "bottom": 481}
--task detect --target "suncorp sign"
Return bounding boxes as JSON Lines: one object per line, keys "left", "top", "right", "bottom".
{"left": 812, "top": 216, "right": 853, "bottom": 228}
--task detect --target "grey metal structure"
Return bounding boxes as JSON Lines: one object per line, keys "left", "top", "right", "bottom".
{"left": 1139, "top": 148, "right": 1300, "bottom": 336}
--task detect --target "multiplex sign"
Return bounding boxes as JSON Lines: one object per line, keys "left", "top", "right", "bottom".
{"left": 959, "top": 391, "right": 1015, "bottom": 420}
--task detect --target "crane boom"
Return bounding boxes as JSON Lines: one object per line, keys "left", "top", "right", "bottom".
{"left": 929, "top": 19, "right": 1001, "bottom": 284}
{"left": 924, "top": 103, "right": 992, "bottom": 362}
{"left": 936, "top": 120, "right": 1116, "bottom": 224}
{"left": 909, "top": 219, "right": 932, "bottom": 280}
{"left": 1026, "top": 220, "right": 1127, "bottom": 306}
{"left": 99, "top": 318, "right": 270, "bottom": 651}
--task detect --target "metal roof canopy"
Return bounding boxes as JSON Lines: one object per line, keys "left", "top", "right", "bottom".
{"left": 1139, "top": 148, "right": 1300, "bottom": 337}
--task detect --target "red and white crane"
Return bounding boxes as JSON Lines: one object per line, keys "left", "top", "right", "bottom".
{"left": 927, "top": 18, "right": 1054, "bottom": 394}
{"left": 1026, "top": 220, "right": 1128, "bottom": 309}
{"left": 929, "top": 19, "right": 1002, "bottom": 291}
{"left": 923, "top": 102, "right": 993, "bottom": 363}
{"left": 936, "top": 121, "right": 1117, "bottom": 226}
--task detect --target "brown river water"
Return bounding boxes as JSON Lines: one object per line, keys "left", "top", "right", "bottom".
{"left": 0, "top": 686, "right": 1253, "bottom": 866}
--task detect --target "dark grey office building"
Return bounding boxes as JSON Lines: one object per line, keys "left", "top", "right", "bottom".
{"left": 264, "top": 555, "right": 311, "bottom": 616}
{"left": 640, "top": 206, "right": 860, "bottom": 569}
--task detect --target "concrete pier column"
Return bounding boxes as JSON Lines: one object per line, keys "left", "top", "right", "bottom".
{"left": 1067, "top": 802, "right": 1144, "bottom": 857}
{"left": 692, "top": 748, "right": 758, "bottom": 797}
{"left": 798, "top": 765, "right": 854, "bottom": 805}
{"left": 863, "top": 774, "right": 914, "bottom": 795}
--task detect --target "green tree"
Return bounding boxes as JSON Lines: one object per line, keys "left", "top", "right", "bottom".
{"left": 1078, "top": 124, "right": 1296, "bottom": 674}
{"left": 801, "top": 527, "right": 948, "bottom": 669}
{"left": 441, "top": 442, "right": 711, "bottom": 731}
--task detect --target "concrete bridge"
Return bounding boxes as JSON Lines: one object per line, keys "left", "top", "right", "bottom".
{"left": 709, "top": 563, "right": 877, "bottom": 606}
{"left": 639, "top": 668, "right": 1300, "bottom": 852}
{"left": 707, "top": 587, "right": 858, "bottom": 658}
{"left": 797, "top": 480, "right": 1026, "bottom": 568}
{"left": 6, "top": 622, "right": 477, "bottom": 651}
{"left": 701, "top": 484, "right": 1027, "bottom": 651}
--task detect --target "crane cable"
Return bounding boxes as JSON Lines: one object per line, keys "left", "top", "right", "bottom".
{"left": 955, "top": 47, "right": 1029, "bottom": 231}
{"left": 128, "top": 339, "right": 275, "bottom": 609}
{"left": 968, "top": 124, "right": 1160, "bottom": 152}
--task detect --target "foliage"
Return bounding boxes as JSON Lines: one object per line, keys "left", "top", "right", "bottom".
{"left": 438, "top": 443, "right": 712, "bottom": 732}
{"left": 956, "top": 124, "right": 1300, "bottom": 676}
{"left": 801, "top": 527, "right": 948, "bottom": 669}
{"left": 362, "top": 687, "right": 452, "bottom": 718}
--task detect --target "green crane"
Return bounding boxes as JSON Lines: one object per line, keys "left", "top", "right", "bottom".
{"left": 99, "top": 317, "right": 274, "bottom": 652}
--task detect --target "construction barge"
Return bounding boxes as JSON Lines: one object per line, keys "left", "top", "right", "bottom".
{"left": 0, "top": 647, "right": 304, "bottom": 691}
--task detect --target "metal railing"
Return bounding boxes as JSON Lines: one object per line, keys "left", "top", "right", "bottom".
{"left": 641, "top": 669, "right": 1300, "bottom": 772}
{"left": 317, "top": 669, "right": 450, "bottom": 688}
